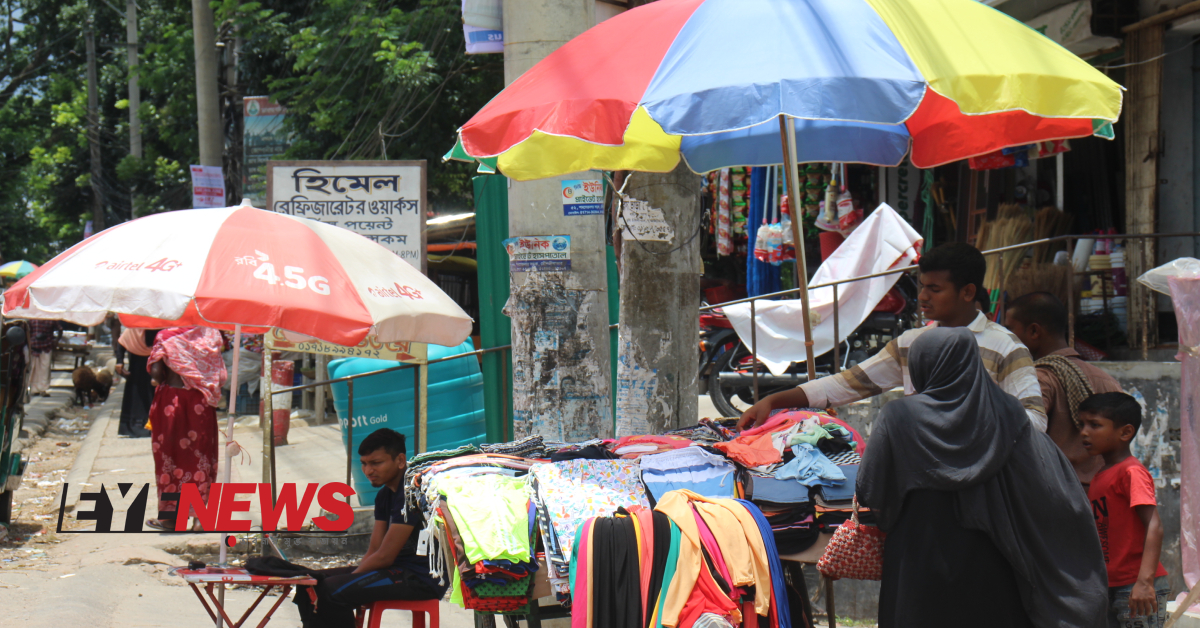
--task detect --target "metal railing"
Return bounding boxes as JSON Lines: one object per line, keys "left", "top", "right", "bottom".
{"left": 264, "top": 231, "right": 1199, "bottom": 482}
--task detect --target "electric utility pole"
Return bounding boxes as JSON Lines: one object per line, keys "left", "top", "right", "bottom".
{"left": 192, "top": 0, "right": 222, "bottom": 167}
{"left": 86, "top": 25, "right": 105, "bottom": 231}
{"left": 126, "top": 0, "right": 142, "bottom": 217}
{"left": 615, "top": 164, "right": 702, "bottom": 435}
{"left": 502, "top": 1, "right": 613, "bottom": 442}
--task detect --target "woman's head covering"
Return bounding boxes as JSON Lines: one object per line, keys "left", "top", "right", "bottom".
{"left": 118, "top": 327, "right": 153, "bottom": 357}
{"left": 858, "top": 327, "right": 1024, "bottom": 529}
{"left": 857, "top": 326, "right": 1108, "bottom": 627}
{"left": 148, "top": 326, "right": 227, "bottom": 407}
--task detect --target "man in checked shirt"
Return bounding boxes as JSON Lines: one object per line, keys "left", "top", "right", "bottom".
{"left": 739, "top": 242, "right": 1047, "bottom": 431}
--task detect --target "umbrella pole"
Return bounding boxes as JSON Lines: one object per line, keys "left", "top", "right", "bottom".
{"left": 218, "top": 325, "right": 242, "bottom": 567}
{"left": 213, "top": 324, "right": 241, "bottom": 627}
{"left": 778, "top": 114, "right": 818, "bottom": 381}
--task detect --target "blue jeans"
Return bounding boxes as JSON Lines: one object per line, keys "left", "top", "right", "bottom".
{"left": 1109, "top": 576, "right": 1171, "bottom": 628}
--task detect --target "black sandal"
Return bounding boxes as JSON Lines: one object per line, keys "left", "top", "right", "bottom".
{"left": 145, "top": 518, "right": 177, "bottom": 532}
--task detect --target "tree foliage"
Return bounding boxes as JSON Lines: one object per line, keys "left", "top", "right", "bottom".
{"left": 0, "top": 0, "right": 502, "bottom": 264}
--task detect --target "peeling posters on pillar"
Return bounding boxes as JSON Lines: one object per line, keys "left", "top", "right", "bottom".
{"left": 615, "top": 335, "right": 671, "bottom": 437}
{"left": 503, "top": 269, "right": 608, "bottom": 442}
{"left": 501, "top": 235, "right": 604, "bottom": 441}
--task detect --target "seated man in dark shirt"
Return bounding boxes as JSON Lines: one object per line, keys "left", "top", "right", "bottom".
{"left": 297, "top": 428, "right": 446, "bottom": 628}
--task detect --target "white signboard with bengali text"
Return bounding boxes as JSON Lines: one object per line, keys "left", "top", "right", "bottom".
{"left": 267, "top": 160, "right": 427, "bottom": 273}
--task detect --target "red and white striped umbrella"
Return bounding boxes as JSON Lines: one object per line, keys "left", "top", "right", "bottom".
{"left": 2, "top": 204, "right": 473, "bottom": 348}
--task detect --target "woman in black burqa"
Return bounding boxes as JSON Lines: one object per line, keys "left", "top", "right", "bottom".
{"left": 857, "top": 327, "right": 1106, "bottom": 628}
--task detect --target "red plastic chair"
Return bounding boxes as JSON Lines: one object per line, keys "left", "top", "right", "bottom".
{"left": 356, "top": 598, "right": 440, "bottom": 628}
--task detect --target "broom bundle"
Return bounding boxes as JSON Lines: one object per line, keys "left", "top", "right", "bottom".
{"left": 1005, "top": 263, "right": 1072, "bottom": 309}
{"left": 978, "top": 203, "right": 1033, "bottom": 292}
{"left": 1032, "top": 206, "right": 1073, "bottom": 264}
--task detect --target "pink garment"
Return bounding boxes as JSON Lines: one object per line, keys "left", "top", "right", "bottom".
{"left": 612, "top": 434, "right": 694, "bottom": 459}
{"left": 148, "top": 327, "right": 228, "bottom": 407}
{"left": 692, "top": 508, "right": 736, "bottom": 592}
{"left": 631, "top": 506, "right": 656, "bottom": 622}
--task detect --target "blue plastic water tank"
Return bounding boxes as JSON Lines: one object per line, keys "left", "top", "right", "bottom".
{"left": 328, "top": 339, "right": 486, "bottom": 506}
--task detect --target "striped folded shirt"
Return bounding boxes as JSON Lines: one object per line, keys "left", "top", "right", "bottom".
{"left": 800, "top": 312, "right": 1047, "bottom": 431}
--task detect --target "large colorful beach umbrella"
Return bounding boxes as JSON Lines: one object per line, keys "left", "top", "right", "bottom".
{"left": 448, "top": 0, "right": 1122, "bottom": 377}
{"left": 0, "top": 261, "right": 37, "bottom": 279}
{"left": 448, "top": 0, "right": 1122, "bottom": 181}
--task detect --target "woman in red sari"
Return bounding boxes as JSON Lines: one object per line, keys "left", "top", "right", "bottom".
{"left": 144, "top": 327, "right": 227, "bottom": 531}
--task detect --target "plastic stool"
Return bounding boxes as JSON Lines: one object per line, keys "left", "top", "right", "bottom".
{"left": 357, "top": 598, "right": 440, "bottom": 628}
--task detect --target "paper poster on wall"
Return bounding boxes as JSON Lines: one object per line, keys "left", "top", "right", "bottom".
{"left": 562, "top": 179, "right": 604, "bottom": 216}
{"left": 190, "top": 165, "right": 225, "bottom": 208}
{"left": 619, "top": 198, "right": 674, "bottom": 242}
{"left": 504, "top": 235, "right": 571, "bottom": 271}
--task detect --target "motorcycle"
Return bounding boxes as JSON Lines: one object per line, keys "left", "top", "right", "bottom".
{"left": 702, "top": 274, "right": 919, "bottom": 418}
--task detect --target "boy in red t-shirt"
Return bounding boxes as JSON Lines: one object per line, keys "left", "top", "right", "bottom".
{"left": 1080, "top": 392, "right": 1170, "bottom": 627}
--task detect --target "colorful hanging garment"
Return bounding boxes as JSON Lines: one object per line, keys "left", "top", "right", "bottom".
{"left": 717, "top": 169, "right": 732, "bottom": 255}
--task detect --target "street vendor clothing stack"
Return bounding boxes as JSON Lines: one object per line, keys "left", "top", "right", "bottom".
{"left": 571, "top": 491, "right": 786, "bottom": 628}
{"left": 800, "top": 311, "right": 1048, "bottom": 431}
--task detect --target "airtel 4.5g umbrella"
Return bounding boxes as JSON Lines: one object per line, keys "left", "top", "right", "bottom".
{"left": 3, "top": 203, "right": 472, "bottom": 565}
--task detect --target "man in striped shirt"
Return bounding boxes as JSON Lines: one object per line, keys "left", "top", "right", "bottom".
{"left": 739, "top": 243, "right": 1047, "bottom": 431}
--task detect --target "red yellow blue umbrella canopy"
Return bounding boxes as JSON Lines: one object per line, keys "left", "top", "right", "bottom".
{"left": 448, "top": 0, "right": 1122, "bottom": 181}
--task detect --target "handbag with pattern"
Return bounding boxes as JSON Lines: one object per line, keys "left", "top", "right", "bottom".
{"left": 816, "top": 496, "right": 886, "bottom": 580}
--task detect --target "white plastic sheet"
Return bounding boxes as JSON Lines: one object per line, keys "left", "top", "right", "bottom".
{"left": 724, "top": 204, "right": 923, "bottom": 375}
{"left": 1138, "top": 258, "right": 1200, "bottom": 609}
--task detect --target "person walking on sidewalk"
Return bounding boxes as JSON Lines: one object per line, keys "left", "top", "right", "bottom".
{"left": 26, "top": 318, "right": 61, "bottom": 397}
{"left": 1004, "top": 292, "right": 1123, "bottom": 484}
{"left": 114, "top": 327, "right": 158, "bottom": 438}
{"left": 739, "top": 242, "right": 1047, "bottom": 430}
{"left": 144, "top": 326, "right": 227, "bottom": 531}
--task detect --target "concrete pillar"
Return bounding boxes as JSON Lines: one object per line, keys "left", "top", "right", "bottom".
{"left": 502, "top": 1, "right": 612, "bottom": 441}
{"left": 192, "top": 0, "right": 222, "bottom": 167}
{"left": 615, "top": 164, "right": 702, "bottom": 435}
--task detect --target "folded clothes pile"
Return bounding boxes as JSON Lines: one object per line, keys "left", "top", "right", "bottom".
{"left": 481, "top": 434, "right": 548, "bottom": 459}
{"left": 433, "top": 474, "right": 539, "bottom": 613}
{"left": 529, "top": 459, "right": 651, "bottom": 599}
{"left": 640, "top": 446, "right": 737, "bottom": 503}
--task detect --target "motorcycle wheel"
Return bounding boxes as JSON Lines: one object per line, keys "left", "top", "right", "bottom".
{"left": 707, "top": 344, "right": 794, "bottom": 418}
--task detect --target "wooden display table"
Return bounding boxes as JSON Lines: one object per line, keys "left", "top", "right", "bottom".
{"left": 177, "top": 567, "right": 317, "bottom": 628}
